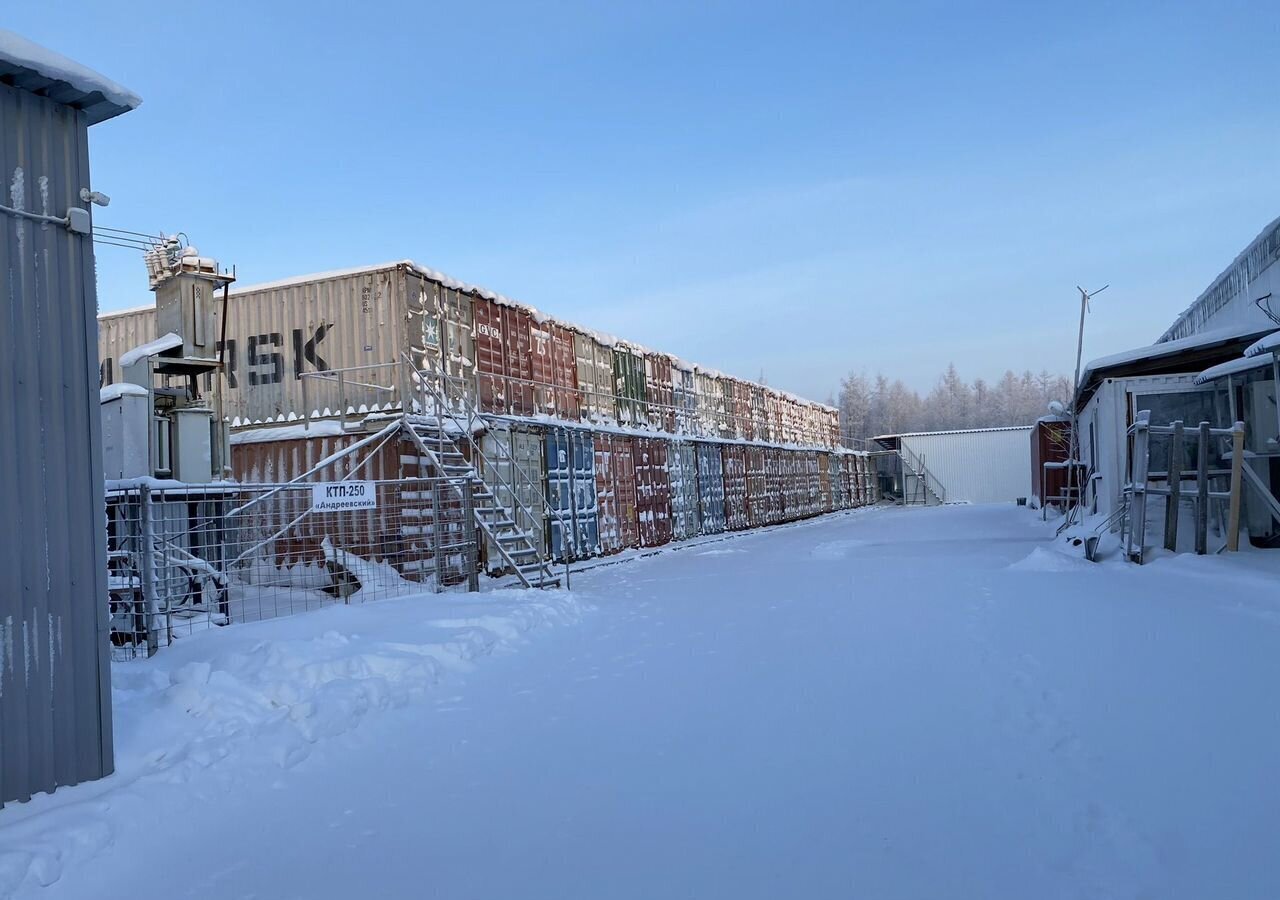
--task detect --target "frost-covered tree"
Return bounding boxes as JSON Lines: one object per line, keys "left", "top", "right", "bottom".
{"left": 833, "top": 363, "right": 1073, "bottom": 443}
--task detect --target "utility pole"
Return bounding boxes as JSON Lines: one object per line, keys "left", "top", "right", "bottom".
{"left": 1068, "top": 283, "right": 1108, "bottom": 524}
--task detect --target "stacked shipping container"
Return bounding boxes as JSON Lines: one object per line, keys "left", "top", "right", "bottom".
{"left": 102, "top": 259, "right": 873, "bottom": 577}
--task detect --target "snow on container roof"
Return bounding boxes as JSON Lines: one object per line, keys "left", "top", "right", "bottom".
{"left": 1244, "top": 329, "right": 1280, "bottom": 358}
{"left": 227, "top": 259, "right": 838, "bottom": 413}
{"left": 1077, "top": 324, "right": 1270, "bottom": 391}
{"left": 871, "top": 425, "right": 1033, "bottom": 441}
{"left": 0, "top": 29, "right": 141, "bottom": 124}
{"left": 119, "top": 332, "right": 181, "bottom": 368}
{"left": 1193, "top": 352, "right": 1274, "bottom": 385}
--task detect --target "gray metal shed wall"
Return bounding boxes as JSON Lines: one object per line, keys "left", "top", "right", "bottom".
{"left": 0, "top": 83, "right": 113, "bottom": 805}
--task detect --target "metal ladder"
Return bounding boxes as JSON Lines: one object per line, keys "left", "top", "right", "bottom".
{"left": 401, "top": 356, "right": 568, "bottom": 590}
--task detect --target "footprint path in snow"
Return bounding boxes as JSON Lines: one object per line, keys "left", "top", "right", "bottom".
{"left": 963, "top": 576, "right": 1163, "bottom": 899}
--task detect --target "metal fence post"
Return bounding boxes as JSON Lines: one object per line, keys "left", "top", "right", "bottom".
{"left": 1127, "top": 411, "right": 1151, "bottom": 563}
{"left": 1164, "top": 420, "right": 1183, "bottom": 552}
{"left": 138, "top": 483, "right": 160, "bottom": 657}
{"left": 1195, "top": 421, "right": 1210, "bottom": 555}
{"left": 432, "top": 479, "right": 445, "bottom": 593}
{"left": 461, "top": 478, "right": 479, "bottom": 593}
{"left": 1227, "top": 421, "right": 1245, "bottom": 552}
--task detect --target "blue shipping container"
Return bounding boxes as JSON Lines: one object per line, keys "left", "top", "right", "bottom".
{"left": 546, "top": 427, "right": 600, "bottom": 560}
{"left": 696, "top": 442, "right": 727, "bottom": 534}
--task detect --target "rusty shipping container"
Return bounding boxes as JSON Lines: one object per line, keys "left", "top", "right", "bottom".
{"left": 818, "top": 453, "right": 834, "bottom": 513}
{"left": 99, "top": 263, "right": 475, "bottom": 426}
{"left": 98, "top": 260, "right": 842, "bottom": 447}
{"left": 594, "top": 433, "right": 639, "bottom": 553}
{"left": 530, "top": 321, "right": 580, "bottom": 420}
{"left": 645, "top": 353, "right": 676, "bottom": 433}
{"left": 764, "top": 447, "right": 786, "bottom": 524}
{"left": 633, "top": 436, "right": 673, "bottom": 547}
{"left": 721, "top": 443, "right": 750, "bottom": 530}
{"left": 229, "top": 429, "right": 467, "bottom": 584}
{"left": 745, "top": 445, "right": 768, "bottom": 528}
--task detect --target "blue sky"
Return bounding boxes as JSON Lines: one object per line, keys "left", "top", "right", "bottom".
{"left": 11, "top": 1, "right": 1280, "bottom": 400}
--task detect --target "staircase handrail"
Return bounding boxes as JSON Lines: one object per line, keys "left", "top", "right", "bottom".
{"left": 402, "top": 355, "right": 572, "bottom": 587}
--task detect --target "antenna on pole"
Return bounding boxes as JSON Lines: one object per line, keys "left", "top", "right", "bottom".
{"left": 1067, "top": 283, "right": 1108, "bottom": 527}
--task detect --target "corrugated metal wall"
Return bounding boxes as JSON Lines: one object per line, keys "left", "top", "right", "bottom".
{"left": 1, "top": 83, "right": 114, "bottom": 806}
{"left": 900, "top": 428, "right": 1034, "bottom": 504}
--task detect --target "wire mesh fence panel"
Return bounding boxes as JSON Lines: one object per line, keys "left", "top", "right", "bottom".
{"left": 105, "top": 477, "right": 478, "bottom": 660}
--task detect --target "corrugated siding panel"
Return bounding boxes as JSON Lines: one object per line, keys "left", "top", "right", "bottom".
{"left": 481, "top": 423, "right": 547, "bottom": 564}
{"left": 696, "top": 442, "right": 727, "bottom": 534}
{"left": 99, "top": 265, "right": 420, "bottom": 426}
{"left": 595, "top": 433, "right": 638, "bottom": 552}
{"left": 900, "top": 428, "right": 1034, "bottom": 504}
{"left": 229, "top": 433, "right": 437, "bottom": 576}
{"left": 721, "top": 443, "right": 749, "bottom": 530}
{"left": 1, "top": 84, "right": 113, "bottom": 806}
{"left": 633, "top": 436, "right": 672, "bottom": 546}
{"left": 545, "top": 427, "right": 599, "bottom": 561}
{"left": 573, "top": 331, "right": 615, "bottom": 423}
{"left": 667, "top": 440, "right": 701, "bottom": 540}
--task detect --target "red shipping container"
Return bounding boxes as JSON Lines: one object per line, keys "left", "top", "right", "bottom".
{"left": 818, "top": 453, "right": 834, "bottom": 513}
{"left": 634, "top": 436, "right": 673, "bottom": 546}
{"left": 529, "top": 321, "right": 556, "bottom": 417}
{"left": 595, "top": 433, "right": 639, "bottom": 552}
{"left": 721, "top": 443, "right": 749, "bottom": 530}
{"left": 551, "top": 324, "right": 581, "bottom": 421}
{"left": 473, "top": 297, "right": 507, "bottom": 414}
{"left": 503, "top": 305, "right": 534, "bottom": 417}
{"left": 745, "top": 445, "right": 768, "bottom": 528}
{"left": 734, "top": 380, "right": 754, "bottom": 441}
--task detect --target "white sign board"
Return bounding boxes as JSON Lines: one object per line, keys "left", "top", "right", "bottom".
{"left": 311, "top": 481, "right": 377, "bottom": 512}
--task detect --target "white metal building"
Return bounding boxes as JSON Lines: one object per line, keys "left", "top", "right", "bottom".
{"left": 872, "top": 426, "right": 1033, "bottom": 505}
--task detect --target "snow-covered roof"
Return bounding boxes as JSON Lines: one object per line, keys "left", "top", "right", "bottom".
{"left": 99, "top": 382, "right": 148, "bottom": 402}
{"left": 871, "top": 425, "right": 1033, "bottom": 441}
{"left": 1158, "top": 214, "right": 1280, "bottom": 344}
{"left": 119, "top": 332, "right": 182, "bottom": 368}
{"left": 1193, "top": 352, "right": 1275, "bottom": 385}
{"left": 1244, "top": 330, "right": 1280, "bottom": 358}
{"left": 1078, "top": 324, "right": 1269, "bottom": 390}
{"left": 0, "top": 29, "right": 140, "bottom": 124}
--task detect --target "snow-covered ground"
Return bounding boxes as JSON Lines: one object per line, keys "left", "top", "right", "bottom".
{"left": 4, "top": 504, "right": 1280, "bottom": 899}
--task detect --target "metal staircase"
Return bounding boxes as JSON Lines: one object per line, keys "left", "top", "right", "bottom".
{"left": 401, "top": 356, "right": 567, "bottom": 590}
{"left": 900, "top": 446, "right": 945, "bottom": 506}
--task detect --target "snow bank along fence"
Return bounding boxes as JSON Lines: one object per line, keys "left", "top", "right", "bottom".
{"left": 105, "top": 474, "right": 481, "bottom": 659}
{"left": 96, "top": 261, "right": 842, "bottom": 449}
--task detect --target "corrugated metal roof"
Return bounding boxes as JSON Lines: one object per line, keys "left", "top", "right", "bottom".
{"left": 0, "top": 29, "right": 140, "bottom": 124}
{"left": 872, "top": 425, "right": 1033, "bottom": 441}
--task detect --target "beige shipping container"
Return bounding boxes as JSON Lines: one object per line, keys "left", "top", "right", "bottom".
{"left": 572, "top": 330, "right": 616, "bottom": 423}
{"left": 99, "top": 263, "right": 474, "bottom": 426}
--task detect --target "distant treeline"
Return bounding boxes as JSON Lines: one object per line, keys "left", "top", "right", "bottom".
{"left": 835, "top": 365, "right": 1071, "bottom": 445}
